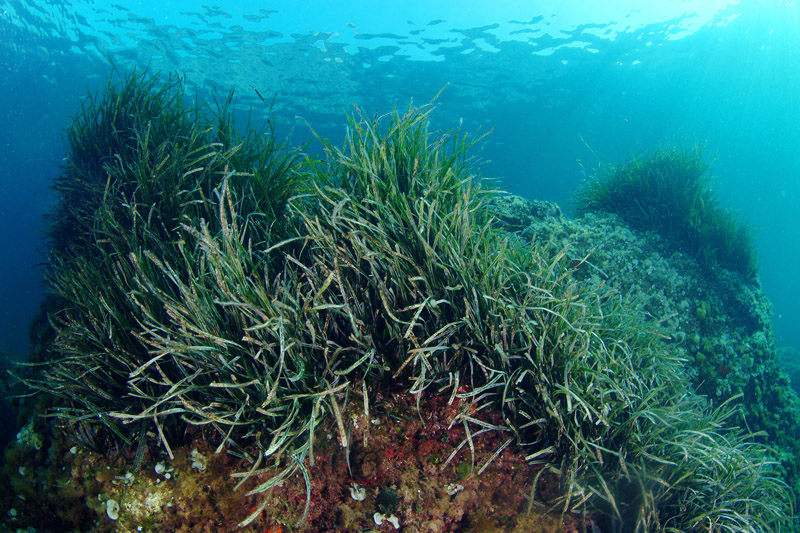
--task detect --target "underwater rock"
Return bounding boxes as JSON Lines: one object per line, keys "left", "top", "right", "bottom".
{"left": 511, "top": 194, "right": 800, "bottom": 497}
{"left": 489, "top": 193, "right": 562, "bottom": 232}
{"left": 0, "top": 386, "right": 591, "bottom": 531}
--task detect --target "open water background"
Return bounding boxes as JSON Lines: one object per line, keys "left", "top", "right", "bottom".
{"left": 0, "top": 0, "right": 798, "bottom": 358}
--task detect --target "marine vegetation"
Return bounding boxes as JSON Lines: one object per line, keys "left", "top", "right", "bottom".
{"left": 780, "top": 347, "right": 800, "bottom": 398}
{"left": 26, "top": 68, "right": 305, "bottom": 443}
{"left": 11, "top": 71, "right": 793, "bottom": 531}
{"left": 572, "top": 147, "right": 758, "bottom": 282}
{"left": 571, "top": 146, "right": 800, "bottom": 507}
{"left": 0, "top": 346, "right": 19, "bottom": 459}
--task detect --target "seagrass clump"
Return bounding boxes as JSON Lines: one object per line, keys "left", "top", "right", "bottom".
{"left": 23, "top": 69, "right": 305, "bottom": 446}
{"left": 22, "top": 73, "right": 791, "bottom": 530}
{"left": 573, "top": 147, "right": 757, "bottom": 281}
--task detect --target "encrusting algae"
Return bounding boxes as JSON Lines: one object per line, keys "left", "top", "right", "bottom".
{"left": 2, "top": 381, "right": 593, "bottom": 531}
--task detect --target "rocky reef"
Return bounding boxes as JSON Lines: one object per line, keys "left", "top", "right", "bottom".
{"left": 493, "top": 193, "right": 800, "bottom": 501}
{"left": 0, "top": 71, "right": 794, "bottom": 532}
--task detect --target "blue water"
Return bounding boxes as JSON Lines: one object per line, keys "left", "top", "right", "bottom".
{"left": 1, "top": 0, "right": 798, "bottom": 357}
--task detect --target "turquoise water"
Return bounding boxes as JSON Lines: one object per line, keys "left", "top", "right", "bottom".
{"left": 1, "top": 0, "right": 798, "bottom": 356}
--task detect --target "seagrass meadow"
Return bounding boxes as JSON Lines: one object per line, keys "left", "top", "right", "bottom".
{"left": 1, "top": 71, "right": 797, "bottom": 532}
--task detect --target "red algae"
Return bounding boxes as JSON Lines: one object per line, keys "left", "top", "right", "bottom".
{"left": 0, "top": 386, "right": 596, "bottom": 532}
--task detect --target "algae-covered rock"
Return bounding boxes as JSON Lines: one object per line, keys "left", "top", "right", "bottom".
{"left": 506, "top": 192, "right": 800, "bottom": 498}
{"left": 489, "top": 194, "right": 562, "bottom": 232}
{"left": 4, "top": 72, "right": 792, "bottom": 532}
